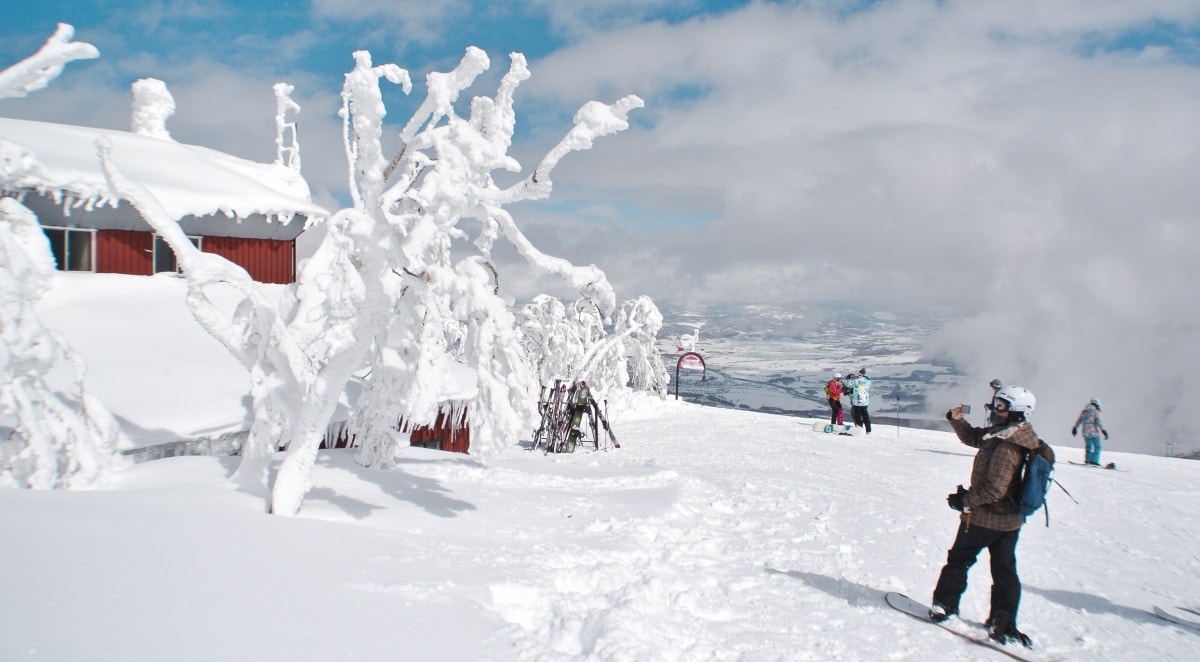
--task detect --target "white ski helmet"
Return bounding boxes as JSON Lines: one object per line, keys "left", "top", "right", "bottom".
{"left": 834, "top": 372, "right": 842, "bottom": 378}
{"left": 995, "top": 385, "right": 1036, "bottom": 414}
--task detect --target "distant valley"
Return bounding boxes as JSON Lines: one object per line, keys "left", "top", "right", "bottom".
{"left": 657, "top": 303, "right": 967, "bottom": 431}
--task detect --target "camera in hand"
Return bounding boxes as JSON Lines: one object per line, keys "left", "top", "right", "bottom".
{"left": 959, "top": 404, "right": 971, "bottom": 414}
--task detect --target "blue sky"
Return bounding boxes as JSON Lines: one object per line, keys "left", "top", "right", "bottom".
{"left": 3, "top": 1, "right": 1199, "bottom": 303}
{"left": 5, "top": 1, "right": 1200, "bottom": 446}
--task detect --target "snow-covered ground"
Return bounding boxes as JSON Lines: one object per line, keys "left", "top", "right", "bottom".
{"left": 4, "top": 273, "right": 1199, "bottom": 660}
{"left": 2, "top": 403, "right": 1198, "bottom": 660}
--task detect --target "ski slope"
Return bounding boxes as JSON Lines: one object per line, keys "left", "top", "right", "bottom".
{"left": 3, "top": 399, "right": 1197, "bottom": 660}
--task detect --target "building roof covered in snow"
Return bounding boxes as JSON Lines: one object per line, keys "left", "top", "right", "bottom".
{"left": 0, "top": 116, "right": 328, "bottom": 240}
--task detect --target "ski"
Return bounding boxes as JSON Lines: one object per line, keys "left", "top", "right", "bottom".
{"left": 532, "top": 380, "right": 621, "bottom": 453}
{"left": 530, "top": 380, "right": 569, "bottom": 452}
{"left": 885, "top": 592, "right": 1060, "bottom": 662}
{"left": 593, "top": 399, "right": 620, "bottom": 449}
{"left": 1067, "top": 461, "right": 1121, "bottom": 471}
{"left": 1154, "top": 605, "right": 1200, "bottom": 630}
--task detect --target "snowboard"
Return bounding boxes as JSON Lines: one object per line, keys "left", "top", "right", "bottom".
{"left": 1067, "top": 461, "right": 1121, "bottom": 471}
{"left": 884, "top": 592, "right": 1059, "bottom": 662}
{"left": 1154, "top": 605, "right": 1200, "bottom": 629}
{"left": 811, "top": 421, "right": 855, "bottom": 435}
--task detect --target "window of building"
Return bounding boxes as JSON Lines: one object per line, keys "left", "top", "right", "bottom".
{"left": 153, "top": 234, "right": 202, "bottom": 274}
{"left": 42, "top": 227, "right": 95, "bottom": 272}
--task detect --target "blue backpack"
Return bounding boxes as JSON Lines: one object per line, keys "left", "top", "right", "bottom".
{"left": 1012, "top": 439, "right": 1056, "bottom": 525}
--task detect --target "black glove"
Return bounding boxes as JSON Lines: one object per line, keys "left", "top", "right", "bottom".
{"left": 947, "top": 485, "right": 968, "bottom": 512}
{"left": 1071, "top": 427, "right": 1078, "bottom": 437}
{"left": 1103, "top": 430, "right": 1109, "bottom": 440}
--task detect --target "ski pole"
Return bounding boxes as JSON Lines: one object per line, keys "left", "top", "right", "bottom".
{"left": 896, "top": 390, "right": 901, "bottom": 438}
{"left": 1052, "top": 478, "right": 1079, "bottom": 504}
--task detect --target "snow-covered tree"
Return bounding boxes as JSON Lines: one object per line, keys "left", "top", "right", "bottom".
{"left": 0, "top": 197, "right": 124, "bottom": 489}
{"left": 0, "top": 25, "right": 124, "bottom": 489}
{"left": 347, "top": 47, "right": 642, "bottom": 467}
{"left": 104, "top": 46, "right": 641, "bottom": 514}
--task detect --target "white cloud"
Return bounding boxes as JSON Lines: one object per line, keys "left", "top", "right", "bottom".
{"left": 496, "top": 1, "right": 1200, "bottom": 455}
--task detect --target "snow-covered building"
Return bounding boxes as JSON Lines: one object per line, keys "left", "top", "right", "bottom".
{"left": 0, "top": 116, "right": 327, "bottom": 283}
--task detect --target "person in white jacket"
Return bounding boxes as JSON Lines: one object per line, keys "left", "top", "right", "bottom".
{"left": 849, "top": 368, "right": 871, "bottom": 434}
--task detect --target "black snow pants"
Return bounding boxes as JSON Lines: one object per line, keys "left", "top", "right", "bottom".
{"left": 932, "top": 521, "right": 1022, "bottom": 630}
{"left": 851, "top": 404, "right": 871, "bottom": 433}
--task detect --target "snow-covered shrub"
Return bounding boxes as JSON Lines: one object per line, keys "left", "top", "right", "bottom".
{"left": 517, "top": 294, "right": 668, "bottom": 403}
{"left": 614, "top": 296, "right": 669, "bottom": 395}
{"left": 516, "top": 294, "right": 598, "bottom": 390}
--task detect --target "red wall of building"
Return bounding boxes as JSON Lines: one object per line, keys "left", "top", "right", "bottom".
{"left": 96, "top": 229, "right": 153, "bottom": 276}
{"left": 94, "top": 230, "right": 295, "bottom": 284}
{"left": 405, "top": 409, "right": 472, "bottom": 454}
{"left": 203, "top": 236, "right": 295, "bottom": 284}
{"left": 323, "top": 406, "right": 472, "bottom": 455}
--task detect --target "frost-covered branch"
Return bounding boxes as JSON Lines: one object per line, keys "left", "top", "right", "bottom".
{"left": 468, "top": 93, "right": 644, "bottom": 318}
{"left": 342, "top": 51, "right": 410, "bottom": 209}
{"left": 0, "top": 23, "right": 98, "bottom": 99}
{"left": 96, "top": 137, "right": 267, "bottom": 367}
{"left": 487, "top": 206, "right": 616, "bottom": 316}
{"left": 273, "top": 83, "right": 302, "bottom": 171}
{"left": 497, "top": 95, "right": 644, "bottom": 201}
{"left": 381, "top": 47, "right": 490, "bottom": 192}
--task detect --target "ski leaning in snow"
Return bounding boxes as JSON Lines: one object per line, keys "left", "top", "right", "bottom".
{"left": 884, "top": 592, "right": 1061, "bottom": 662}
{"left": 1067, "top": 460, "right": 1120, "bottom": 471}
{"left": 810, "top": 421, "right": 858, "bottom": 436}
{"left": 1153, "top": 605, "right": 1200, "bottom": 629}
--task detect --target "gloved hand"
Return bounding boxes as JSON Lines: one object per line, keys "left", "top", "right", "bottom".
{"left": 1071, "top": 427, "right": 1078, "bottom": 437}
{"left": 947, "top": 485, "right": 968, "bottom": 512}
{"left": 1103, "top": 430, "right": 1109, "bottom": 440}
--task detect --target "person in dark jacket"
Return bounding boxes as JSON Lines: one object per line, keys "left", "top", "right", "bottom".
{"left": 984, "top": 378, "right": 1003, "bottom": 426}
{"left": 929, "top": 385, "right": 1040, "bottom": 649}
